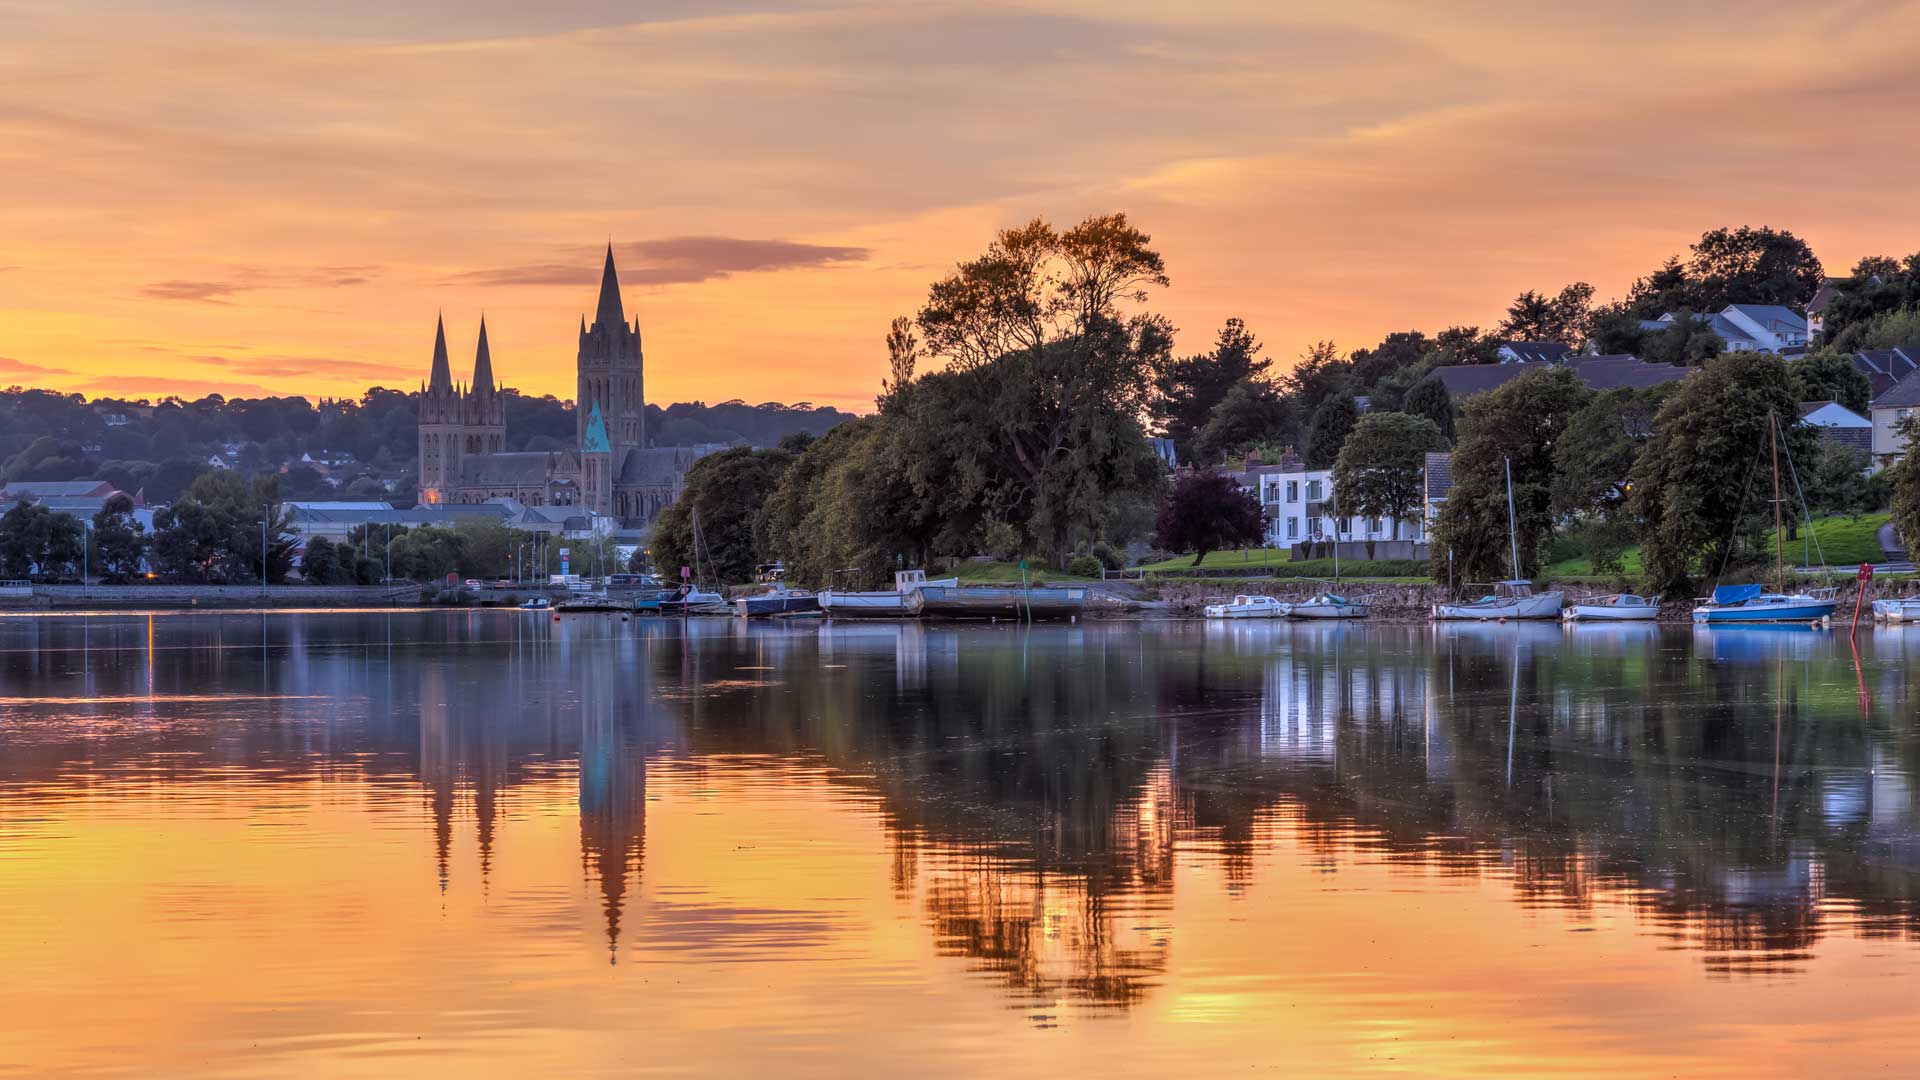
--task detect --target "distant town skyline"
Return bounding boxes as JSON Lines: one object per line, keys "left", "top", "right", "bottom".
{"left": 5, "top": 2, "right": 1920, "bottom": 409}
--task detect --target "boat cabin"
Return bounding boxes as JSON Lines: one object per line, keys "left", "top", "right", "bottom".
{"left": 894, "top": 570, "right": 928, "bottom": 591}
{"left": 1492, "top": 580, "right": 1536, "bottom": 599}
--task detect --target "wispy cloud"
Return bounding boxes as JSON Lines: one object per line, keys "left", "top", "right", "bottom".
{"left": 192, "top": 354, "right": 410, "bottom": 380}
{"left": 0, "top": 356, "right": 74, "bottom": 378}
{"left": 86, "top": 375, "right": 277, "bottom": 399}
{"left": 141, "top": 279, "right": 250, "bottom": 303}
{"left": 451, "top": 236, "right": 870, "bottom": 288}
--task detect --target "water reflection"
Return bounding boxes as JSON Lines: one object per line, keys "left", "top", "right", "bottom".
{"left": 3, "top": 612, "right": 1920, "bottom": 1070}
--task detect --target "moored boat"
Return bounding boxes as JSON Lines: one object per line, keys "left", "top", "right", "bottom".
{"left": 518, "top": 596, "right": 552, "bottom": 610}
{"left": 1563, "top": 593, "right": 1660, "bottom": 622}
{"left": 1203, "top": 594, "right": 1289, "bottom": 619}
{"left": 1691, "top": 583, "right": 1838, "bottom": 624}
{"left": 1872, "top": 596, "right": 1920, "bottom": 623}
{"left": 1288, "top": 591, "right": 1368, "bottom": 619}
{"left": 819, "top": 571, "right": 958, "bottom": 618}
{"left": 1433, "top": 580, "right": 1564, "bottom": 621}
{"left": 906, "top": 584, "right": 1086, "bottom": 620}
{"left": 734, "top": 587, "right": 819, "bottom": 618}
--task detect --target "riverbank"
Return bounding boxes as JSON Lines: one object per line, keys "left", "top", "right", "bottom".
{"left": 2, "top": 584, "right": 417, "bottom": 610}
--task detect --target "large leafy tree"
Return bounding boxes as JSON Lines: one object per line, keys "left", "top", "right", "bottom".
{"left": 762, "top": 415, "right": 934, "bottom": 588}
{"left": 1429, "top": 367, "right": 1591, "bottom": 584}
{"left": 90, "top": 492, "right": 146, "bottom": 582}
{"left": 1348, "top": 331, "right": 1429, "bottom": 388}
{"left": 911, "top": 213, "right": 1172, "bottom": 566}
{"left": 1332, "top": 413, "right": 1448, "bottom": 554}
{"left": 1786, "top": 350, "right": 1874, "bottom": 414}
{"left": 1193, "top": 378, "right": 1295, "bottom": 465}
{"left": 1497, "top": 283, "right": 1594, "bottom": 345}
{"left": 1627, "top": 226, "right": 1824, "bottom": 314}
{"left": 1630, "top": 351, "right": 1810, "bottom": 593}
{"left": 149, "top": 472, "right": 295, "bottom": 583}
{"left": 1401, "top": 377, "right": 1456, "bottom": 441}
{"left": 1279, "top": 341, "right": 1354, "bottom": 414}
{"left": 1889, "top": 417, "right": 1920, "bottom": 558}
{"left": 649, "top": 446, "right": 795, "bottom": 585}
{"left": 0, "top": 502, "right": 85, "bottom": 581}
{"left": 1155, "top": 470, "right": 1265, "bottom": 566}
{"left": 1151, "top": 317, "right": 1269, "bottom": 463}
{"left": 1550, "top": 390, "right": 1645, "bottom": 574}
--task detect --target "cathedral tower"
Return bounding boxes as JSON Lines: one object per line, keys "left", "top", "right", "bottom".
{"left": 463, "top": 317, "right": 507, "bottom": 456}
{"left": 577, "top": 246, "right": 645, "bottom": 463}
{"left": 417, "top": 316, "right": 464, "bottom": 504}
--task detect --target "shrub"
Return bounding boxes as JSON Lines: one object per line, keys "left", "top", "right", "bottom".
{"left": 1067, "top": 555, "right": 1104, "bottom": 579}
{"left": 980, "top": 519, "right": 1023, "bottom": 562}
{"left": 1090, "top": 540, "right": 1126, "bottom": 571}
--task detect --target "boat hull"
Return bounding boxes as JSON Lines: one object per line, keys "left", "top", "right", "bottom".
{"left": 1564, "top": 604, "right": 1659, "bottom": 622}
{"left": 1433, "top": 592, "right": 1564, "bottom": 621}
{"left": 1203, "top": 603, "right": 1289, "bottom": 619}
{"left": 908, "top": 585, "right": 1086, "bottom": 620}
{"left": 819, "top": 591, "right": 915, "bottom": 617}
{"left": 1873, "top": 599, "right": 1920, "bottom": 623}
{"left": 734, "top": 594, "right": 820, "bottom": 618}
{"left": 1289, "top": 603, "right": 1367, "bottom": 619}
{"left": 1692, "top": 601, "right": 1836, "bottom": 624}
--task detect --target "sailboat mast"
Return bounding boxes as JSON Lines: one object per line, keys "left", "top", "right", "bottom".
{"left": 1504, "top": 456, "right": 1520, "bottom": 580}
{"left": 1770, "top": 412, "right": 1784, "bottom": 594}
{"left": 1331, "top": 482, "right": 1340, "bottom": 583}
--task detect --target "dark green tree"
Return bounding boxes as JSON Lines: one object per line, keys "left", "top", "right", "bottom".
{"left": 1401, "top": 377, "right": 1456, "bottom": 441}
{"left": 1347, "top": 331, "right": 1429, "bottom": 388}
{"left": 299, "top": 537, "right": 345, "bottom": 584}
{"left": 1640, "top": 312, "right": 1726, "bottom": 366}
{"left": 90, "top": 492, "right": 146, "bottom": 582}
{"left": 650, "top": 446, "right": 795, "bottom": 585}
{"left": 1429, "top": 367, "right": 1591, "bottom": 583}
{"left": 1154, "top": 470, "right": 1265, "bottom": 566}
{"left": 1889, "top": 417, "right": 1920, "bottom": 558}
{"left": 1332, "top": 412, "right": 1448, "bottom": 557}
{"left": 0, "top": 503, "right": 85, "bottom": 581}
{"left": 1279, "top": 340, "right": 1354, "bottom": 414}
{"left": 1151, "top": 317, "right": 1269, "bottom": 462}
{"left": 1551, "top": 389, "right": 1644, "bottom": 575}
{"left": 1194, "top": 379, "right": 1295, "bottom": 465}
{"left": 1786, "top": 350, "right": 1874, "bottom": 414}
{"left": 1630, "top": 351, "right": 1810, "bottom": 593}
{"left": 1626, "top": 226, "right": 1824, "bottom": 314}
{"left": 1304, "top": 393, "right": 1360, "bottom": 468}
{"left": 1497, "top": 282, "right": 1594, "bottom": 345}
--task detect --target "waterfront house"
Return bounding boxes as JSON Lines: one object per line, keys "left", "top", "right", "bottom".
{"left": 1869, "top": 368, "right": 1920, "bottom": 466}
{"left": 1226, "top": 453, "right": 1427, "bottom": 559}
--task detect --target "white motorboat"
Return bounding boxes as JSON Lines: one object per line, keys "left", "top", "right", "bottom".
{"left": 1872, "top": 596, "right": 1920, "bottom": 623}
{"left": 1563, "top": 593, "right": 1661, "bottom": 622}
{"left": 1203, "top": 594, "right": 1290, "bottom": 619}
{"left": 1288, "top": 591, "right": 1368, "bottom": 619}
{"left": 820, "top": 571, "right": 959, "bottom": 618}
{"left": 1433, "top": 580, "right": 1564, "bottom": 621}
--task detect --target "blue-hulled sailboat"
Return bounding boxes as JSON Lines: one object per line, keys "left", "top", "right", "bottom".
{"left": 1690, "top": 412, "right": 1839, "bottom": 626}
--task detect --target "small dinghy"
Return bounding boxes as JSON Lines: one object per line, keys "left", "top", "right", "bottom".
{"left": 1872, "top": 596, "right": 1920, "bottom": 623}
{"left": 1203, "top": 594, "right": 1290, "bottom": 619}
{"left": 1563, "top": 593, "right": 1660, "bottom": 622}
{"left": 1288, "top": 591, "right": 1368, "bottom": 619}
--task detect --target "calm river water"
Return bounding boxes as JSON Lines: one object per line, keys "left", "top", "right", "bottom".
{"left": 3, "top": 612, "right": 1919, "bottom": 1076}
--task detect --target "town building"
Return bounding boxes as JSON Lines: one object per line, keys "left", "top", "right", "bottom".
{"left": 1224, "top": 453, "right": 1427, "bottom": 559}
{"left": 1639, "top": 304, "right": 1810, "bottom": 356}
{"left": 1869, "top": 367, "right": 1920, "bottom": 467}
{"left": 283, "top": 499, "right": 595, "bottom": 545}
{"left": 1429, "top": 353, "right": 1692, "bottom": 399}
{"left": 1853, "top": 347, "right": 1920, "bottom": 397}
{"left": 1495, "top": 341, "right": 1575, "bottom": 364}
{"left": 1797, "top": 400, "right": 1872, "bottom": 456}
{"left": 416, "top": 246, "right": 724, "bottom": 525}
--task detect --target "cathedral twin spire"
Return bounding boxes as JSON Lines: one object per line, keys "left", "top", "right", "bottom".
{"left": 425, "top": 313, "right": 494, "bottom": 397}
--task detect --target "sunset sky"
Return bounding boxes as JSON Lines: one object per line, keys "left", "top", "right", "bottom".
{"left": 5, "top": 1, "right": 1920, "bottom": 411}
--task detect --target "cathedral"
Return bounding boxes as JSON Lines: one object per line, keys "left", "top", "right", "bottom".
{"left": 416, "top": 246, "right": 715, "bottom": 524}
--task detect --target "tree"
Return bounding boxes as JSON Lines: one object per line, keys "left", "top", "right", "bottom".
{"left": 1889, "top": 417, "right": 1920, "bottom": 559}
{"left": 1630, "top": 351, "right": 1809, "bottom": 593}
{"left": 0, "top": 502, "right": 85, "bottom": 581}
{"left": 1401, "top": 377, "right": 1456, "bottom": 441}
{"left": 1800, "top": 439, "right": 1883, "bottom": 523}
{"left": 90, "top": 492, "right": 146, "bottom": 582}
{"left": 1640, "top": 312, "right": 1726, "bottom": 366}
{"left": 1154, "top": 470, "right": 1265, "bottom": 566}
{"left": 1627, "top": 227, "right": 1823, "bottom": 314}
{"left": 149, "top": 472, "right": 295, "bottom": 583}
{"left": 1332, "top": 413, "right": 1448, "bottom": 557}
{"left": 911, "top": 213, "right": 1173, "bottom": 566}
{"left": 1497, "top": 282, "right": 1594, "bottom": 345}
{"left": 1429, "top": 367, "right": 1591, "bottom": 584}
{"left": 1551, "top": 390, "right": 1644, "bottom": 574}
{"left": 1348, "top": 331, "right": 1429, "bottom": 388}
{"left": 300, "top": 536, "right": 348, "bottom": 585}
{"left": 649, "top": 446, "right": 795, "bottom": 584}
{"left": 1151, "top": 317, "right": 1269, "bottom": 462}
{"left": 1193, "top": 378, "right": 1295, "bottom": 465}
{"left": 1787, "top": 350, "right": 1874, "bottom": 414}
{"left": 1304, "top": 393, "right": 1359, "bottom": 468}
{"left": 1280, "top": 340, "right": 1353, "bottom": 414}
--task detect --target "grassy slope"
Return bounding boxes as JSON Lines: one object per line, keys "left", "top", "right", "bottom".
{"left": 951, "top": 561, "right": 1098, "bottom": 584}
{"left": 1544, "top": 513, "right": 1892, "bottom": 578}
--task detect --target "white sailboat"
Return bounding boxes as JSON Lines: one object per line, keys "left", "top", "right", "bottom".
{"left": 1563, "top": 593, "right": 1661, "bottom": 622}
{"left": 1432, "top": 457, "right": 1564, "bottom": 621}
{"left": 819, "top": 570, "right": 958, "bottom": 618}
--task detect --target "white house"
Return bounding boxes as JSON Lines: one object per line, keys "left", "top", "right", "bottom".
{"left": 1870, "top": 368, "right": 1920, "bottom": 466}
{"left": 1640, "top": 304, "right": 1809, "bottom": 355}
{"left": 1226, "top": 457, "right": 1426, "bottom": 557}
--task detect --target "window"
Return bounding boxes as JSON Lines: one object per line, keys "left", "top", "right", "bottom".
{"left": 1338, "top": 516, "right": 1350, "bottom": 535}
{"left": 1264, "top": 481, "right": 1280, "bottom": 503}
{"left": 1286, "top": 480, "right": 1299, "bottom": 502}
{"left": 1307, "top": 479, "right": 1322, "bottom": 501}
{"left": 1287, "top": 517, "right": 1299, "bottom": 539}
{"left": 1307, "top": 516, "right": 1321, "bottom": 538}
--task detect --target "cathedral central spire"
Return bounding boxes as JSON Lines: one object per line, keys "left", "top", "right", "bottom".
{"left": 428, "top": 314, "right": 454, "bottom": 394}
{"left": 594, "top": 244, "right": 625, "bottom": 329}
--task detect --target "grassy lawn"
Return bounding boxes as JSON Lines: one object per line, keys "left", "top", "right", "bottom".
{"left": 1136, "top": 550, "right": 1427, "bottom": 576}
{"left": 951, "top": 560, "right": 1098, "bottom": 584}
{"left": 1544, "top": 513, "right": 1891, "bottom": 578}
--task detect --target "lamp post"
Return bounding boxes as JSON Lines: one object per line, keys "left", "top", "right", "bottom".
{"left": 260, "top": 516, "right": 268, "bottom": 597}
